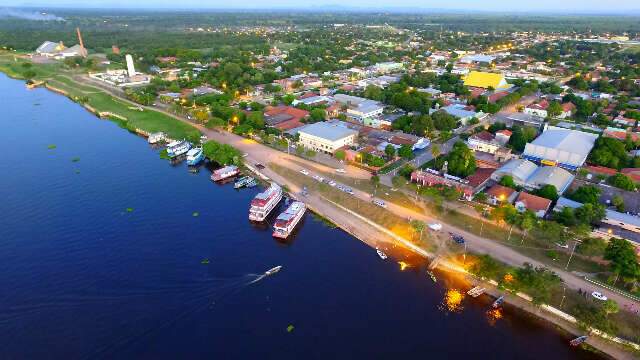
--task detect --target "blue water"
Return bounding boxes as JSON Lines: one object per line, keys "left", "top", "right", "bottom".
{"left": 0, "top": 73, "right": 601, "bottom": 359}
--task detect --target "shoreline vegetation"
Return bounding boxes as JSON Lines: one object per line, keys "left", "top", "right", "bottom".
{"left": 1, "top": 55, "right": 638, "bottom": 359}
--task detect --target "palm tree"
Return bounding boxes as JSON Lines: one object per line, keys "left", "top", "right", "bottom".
{"left": 431, "top": 144, "right": 441, "bottom": 160}
{"left": 410, "top": 220, "right": 426, "bottom": 242}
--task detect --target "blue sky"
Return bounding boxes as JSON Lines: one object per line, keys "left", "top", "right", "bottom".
{"left": 5, "top": 0, "right": 640, "bottom": 12}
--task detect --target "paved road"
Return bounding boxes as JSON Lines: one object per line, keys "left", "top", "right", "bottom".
{"left": 75, "top": 75, "right": 639, "bottom": 309}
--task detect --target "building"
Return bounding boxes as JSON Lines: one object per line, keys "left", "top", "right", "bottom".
{"left": 491, "top": 158, "right": 574, "bottom": 194}
{"left": 467, "top": 131, "right": 502, "bottom": 154}
{"left": 297, "top": 121, "right": 358, "bottom": 154}
{"left": 524, "top": 100, "right": 575, "bottom": 119}
{"left": 125, "top": 54, "right": 136, "bottom": 77}
{"left": 514, "top": 192, "right": 552, "bottom": 218}
{"left": 459, "top": 54, "right": 496, "bottom": 64}
{"left": 371, "top": 62, "right": 404, "bottom": 73}
{"left": 264, "top": 106, "right": 309, "bottom": 131}
{"left": 522, "top": 125, "right": 598, "bottom": 171}
{"left": 410, "top": 169, "right": 475, "bottom": 200}
{"left": 333, "top": 94, "right": 384, "bottom": 123}
{"left": 463, "top": 71, "right": 510, "bottom": 90}
{"left": 437, "top": 104, "right": 481, "bottom": 125}
{"left": 485, "top": 184, "right": 518, "bottom": 205}
{"left": 35, "top": 41, "right": 65, "bottom": 56}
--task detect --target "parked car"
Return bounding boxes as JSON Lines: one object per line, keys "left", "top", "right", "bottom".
{"left": 428, "top": 223, "right": 442, "bottom": 231}
{"left": 336, "top": 168, "right": 346, "bottom": 173}
{"left": 373, "top": 199, "right": 386, "bottom": 208}
{"left": 255, "top": 163, "right": 265, "bottom": 169}
{"left": 313, "top": 175, "right": 324, "bottom": 182}
{"left": 449, "top": 232, "right": 465, "bottom": 244}
{"left": 328, "top": 180, "right": 337, "bottom": 187}
{"left": 300, "top": 169, "right": 309, "bottom": 176}
{"left": 591, "top": 291, "right": 608, "bottom": 301}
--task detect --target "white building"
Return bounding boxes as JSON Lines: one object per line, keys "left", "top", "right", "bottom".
{"left": 297, "top": 122, "right": 358, "bottom": 154}
{"left": 126, "top": 54, "right": 136, "bottom": 77}
{"left": 522, "top": 125, "right": 598, "bottom": 171}
{"left": 333, "top": 94, "right": 384, "bottom": 123}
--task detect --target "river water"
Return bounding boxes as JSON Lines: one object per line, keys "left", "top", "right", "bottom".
{"left": 0, "top": 73, "right": 601, "bottom": 359}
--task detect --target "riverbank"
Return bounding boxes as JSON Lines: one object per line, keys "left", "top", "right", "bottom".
{"left": 1, "top": 66, "right": 637, "bottom": 359}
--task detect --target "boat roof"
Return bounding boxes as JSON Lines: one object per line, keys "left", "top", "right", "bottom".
{"left": 186, "top": 148, "right": 201, "bottom": 156}
{"left": 276, "top": 202, "right": 304, "bottom": 221}
{"left": 216, "top": 165, "right": 237, "bottom": 172}
{"left": 251, "top": 183, "right": 281, "bottom": 206}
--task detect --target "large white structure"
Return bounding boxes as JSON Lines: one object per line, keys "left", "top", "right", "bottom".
{"left": 297, "top": 121, "right": 358, "bottom": 154}
{"left": 491, "top": 158, "right": 575, "bottom": 194}
{"left": 333, "top": 94, "right": 384, "bottom": 123}
{"left": 522, "top": 125, "right": 598, "bottom": 171}
{"left": 126, "top": 54, "right": 136, "bottom": 77}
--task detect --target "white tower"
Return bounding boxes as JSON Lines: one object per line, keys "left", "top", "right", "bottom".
{"left": 125, "top": 54, "right": 135, "bottom": 77}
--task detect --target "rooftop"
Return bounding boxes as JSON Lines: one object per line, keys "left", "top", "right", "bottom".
{"left": 463, "top": 71, "right": 509, "bottom": 90}
{"left": 515, "top": 192, "right": 552, "bottom": 212}
{"left": 298, "top": 121, "right": 358, "bottom": 142}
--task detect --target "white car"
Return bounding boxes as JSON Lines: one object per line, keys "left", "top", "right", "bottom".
{"left": 591, "top": 292, "right": 608, "bottom": 301}
{"left": 242, "top": 153, "right": 249, "bottom": 158}
{"left": 556, "top": 242, "right": 569, "bottom": 249}
{"left": 335, "top": 168, "right": 346, "bottom": 174}
{"left": 428, "top": 223, "right": 443, "bottom": 231}
{"left": 300, "top": 169, "right": 310, "bottom": 176}
{"left": 328, "top": 180, "right": 337, "bottom": 187}
{"left": 373, "top": 199, "right": 386, "bottom": 208}
{"left": 313, "top": 175, "right": 324, "bottom": 182}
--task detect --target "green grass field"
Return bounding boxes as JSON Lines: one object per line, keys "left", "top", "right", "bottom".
{"left": 0, "top": 52, "right": 200, "bottom": 141}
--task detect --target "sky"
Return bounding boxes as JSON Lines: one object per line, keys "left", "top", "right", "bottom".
{"left": 5, "top": 0, "right": 640, "bottom": 13}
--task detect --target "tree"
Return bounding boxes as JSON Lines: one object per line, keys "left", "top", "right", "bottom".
{"left": 363, "top": 85, "right": 383, "bottom": 101}
{"left": 546, "top": 101, "right": 563, "bottom": 118}
{"left": 398, "top": 144, "right": 413, "bottom": 160}
{"left": 334, "top": 149, "right": 346, "bottom": 161}
{"left": 567, "top": 185, "right": 601, "bottom": 205}
{"left": 282, "top": 94, "right": 295, "bottom": 105}
{"left": 601, "top": 299, "right": 619, "bottom": 317}
{"left": 513, "top": 263, "right": 561, "bottom": 305}
{"left": 410, "top": 220, "right": 426, "bottom": 241}
{"left": 443, "top": 141, "right": 476, "bottom": 178}
{"left": 309, "top": 108, "right": 326, "bottom": 123}
{"left": 384, "top": 144, "right": 396, "bottom": 160}
{"left": 370, "top": 174, "right": 380, "bottom": 188}
{"left": 499, "top": 175, "right": 517, "bottom": 189}
{"left": 574, "top": 203, "right": 606, "bottom": 225}
{"left": 534, "top": 184, "right": 559, "bottom": 201}
{"left": 612, "top": 195, "right": 625, "bottom": 212}
{"left": 608, "top": 173, "right": 636, "bottom": 191}
{"left": 431, "top": 144, "right": 441, "bottom": 160}
{"left": 577, "top": 237, "right": 608, "bottom": 258}
{"left": 604, "top": 238, "right": 640, "bottom": 284}
{"left": 202, "top": 140, "right": 242, "bottom": 165}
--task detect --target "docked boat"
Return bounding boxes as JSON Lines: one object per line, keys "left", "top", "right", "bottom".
{"left": 148, "top": 132, "right": 166, "bottom": 144}
{"left": 467, "top": 286, "right": 486, "bottom": 298}
{"left": 272, "top": 201, "right": 306, "bottom": 239}
{"left": 245, "top": 178, "right": 258, "bottom": 188}
{"left": 211, "top": 165, "right": 239, "bottom": 182}
{"left": 376, "top": 249, "right": 387, "bottom": 260}
{"left": 166, "top": 140, "right": 191, "bottom": 158}
{"left": 234, "top": 176, "right": 255, "bottom": 189}
{"left": 569, "top": 336, "right": 588, "bottom": 346}
{"left": 249, "top": 183, "right": 283, "bottom": 221}
{"left": 427, "top": 271, "right": 437, "bottom": 282}
{"left": 186, "top": 148, "right": 204, "bottom": 166}
{"left": 492, "top": 295, "right": 505, "bottom": 308}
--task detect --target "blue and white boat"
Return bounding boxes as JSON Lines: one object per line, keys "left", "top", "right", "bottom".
{"left": 186, "top": 147, "right": 204, "bottom": 166}
{"left": 166, "top": 140, "right": 191, "bottom": 158}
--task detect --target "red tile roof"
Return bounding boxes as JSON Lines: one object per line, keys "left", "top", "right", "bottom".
{"left": 585, "top": 165, "right": 618, "bottom": 176}
{"left": 465, "top": 168, "right": 495, "bottom": 188}
{"left": 527, "top": 99, "right": 549, "bottom": 110}
{"left": 471, "top": 131, "right": 495, "bottom": 142}
{"left": 620, "top": 168, "right": 640, "bottom": 182}
{"left": 265, "top": 106, "right": 309, "bottom": 120}
{"left": 488, "top": 91, "right": 509, "bottom": 103}
{"left": 496, "top": 129, "right": 512, "bottom": 137}
{"left": 486, "top": 184, "right": 516, "bottom": 200}
{"left": 515, "top": 192, "right": 552, "bottom": 212}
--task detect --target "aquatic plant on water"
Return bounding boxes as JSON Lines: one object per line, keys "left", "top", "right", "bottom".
{"left": 286, "top": 325, "right": 294, "bottom": 333}
{"left": 126, "top": 207, "right": 134, "bottom": 213}
{"left": 47, "top": 144, "right": 56, "bottom": 149}
{"left": 159, "top": 149, "right": 170, "bottom": 160}
{"left": 71, "top": 157, "right": 80, "bottom": 162}
{"left": 192, "top": 212, "right": 199, "bottom": 217}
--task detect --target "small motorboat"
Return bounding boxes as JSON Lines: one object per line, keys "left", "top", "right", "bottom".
{"left": 376, "top": 248, "right": 387, "bottom": 260}
{"left": 569, "top": 336, "right": 588, "bottom": 346}
{"left": 427, "top": 271, "right": 437, "bottom": 282}
{"left": 492, "top": 295, "right": 504, "bottom": 309}
{"left": 265, "top": 266, "right": 282, "bottom": 276}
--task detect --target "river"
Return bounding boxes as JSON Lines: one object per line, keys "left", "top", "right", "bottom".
{"left": 0, "top": 73, "right": 602, "bottom": 359}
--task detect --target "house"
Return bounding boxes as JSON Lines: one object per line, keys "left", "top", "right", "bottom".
{"left": 467, "top": 131, "right": 502, "bottom": 154}
{"left": 371, "top": 62, "right": 404, "bottom": 74}
{"left": 495, "top": 130, "right": 512, "bottom": 145}
{"left": 333, "top": 94, "right": 384, "bottom": 123}
{"left": 522, "top": 125, "right": 598, "bottom": 171}
{"left": 264, "top": 106, "right": 309, "bottom": 131}
{"left": 465, "top": 168, "right": 496, "bottom": 193}
{"left": 410, "top": 169, "right": 475, "bottom": 200}
{"left": 514, "top": 192, "right": 552, "bottom": 218}
{"left": 35, "top": 41, "right": 65, "bottom": 56}
{"left": 491, "top": 158, "right": 574, "bottom": 194}
{"left": 437, "top": 104, "right": 481, "bottom": 125}
{"left": 524, "top": 100, "right": 575, "bottom": 119}
{"left": 620, "top": 168, "right": 640, "bottom": 183}
{"left": 485, "top": 184, "right": 518, "bottom": 205}
{"left": 297, "top": 121, "right": 358, "bottom": 154}
{"left": 603, "top": 127, "right": 640, "bottom": 142}
{"left": 459, "top": 54, "right": 496, "bottom": 64}
{"left": 555, "top": 197, "right": 640, "bottom": 240}
{"left": 192, "top": 86, "right": 222, "bottom": 96}
{"left": 463, "top": 71, "right": 510, "bottom": 90}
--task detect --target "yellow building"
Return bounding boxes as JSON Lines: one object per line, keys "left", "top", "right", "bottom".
{"left": 463, "top": 71, "right": 510, "bottom": 89}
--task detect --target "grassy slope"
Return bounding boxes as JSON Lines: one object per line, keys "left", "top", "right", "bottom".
{"left": 0, "top": 52, "right": 200, "bottom": 141}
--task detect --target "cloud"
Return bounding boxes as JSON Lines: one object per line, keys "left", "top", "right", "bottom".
{"left": 0, "top": 8, "right": 65, "bottom": 21}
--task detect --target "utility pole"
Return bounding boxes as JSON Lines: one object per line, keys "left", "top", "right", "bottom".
{"left": 565, "top": 240, "right": 578, "bottom": 270}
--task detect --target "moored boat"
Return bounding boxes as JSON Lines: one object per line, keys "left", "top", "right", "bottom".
{"left": 376, "top": 249, "right": 387, "bottom": 260}
{"left": 249, "top": 183, "right": 283, "bottom": 221}
{"left": 186, "top": 147, "right": 204, "bottom": 166}
{"left": 569, "top": 336, "right": 588, "bottom": 346}
{"left": 148, "top": 132, "right": 166, "bottom": 144}
{"left": 272, "top": 201, "right": 306, "bottom": 239}
{"left": 234, "top": 176, "right": 255, "bottom": 189}
{"left": 427, "top": 270, "right": 437, "bottom": 282}
{"left": 492, "top": 295, "right": 504, "bottom": 308}
{"left": 166, "top": 140, "right": 191, "bottom": 158}
{"left": 211, "top": 165, "right": 239, "bottom": 181}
